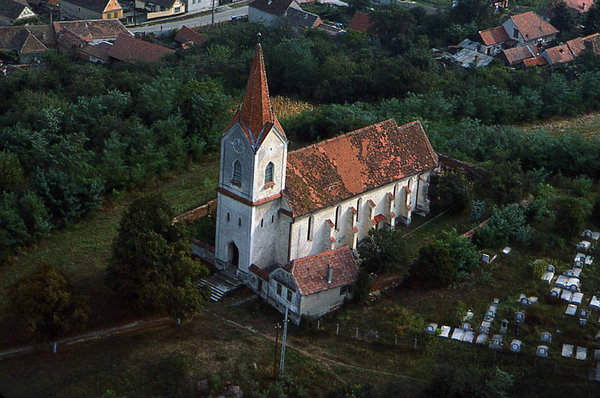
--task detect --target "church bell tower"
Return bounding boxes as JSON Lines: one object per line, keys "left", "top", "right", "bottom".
{"left": 214, "top": 43, "right": 288, "bottom": 279}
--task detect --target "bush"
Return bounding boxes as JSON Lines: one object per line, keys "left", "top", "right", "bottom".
{"left": 411, "top": 241, "right": 457, "bottom": 288}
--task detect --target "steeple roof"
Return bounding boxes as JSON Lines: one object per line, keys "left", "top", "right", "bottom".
{"left": 227, "top": 43, "right": 285, "bottom": 148}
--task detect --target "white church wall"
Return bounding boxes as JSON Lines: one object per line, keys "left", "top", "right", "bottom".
{"left": 249, "top": 199, "right": 283, "bottom": 268}
{"left": 219, "top": 125, "right": 255, "bottom": 201}
{"left": 251, "top": 128, "right": 287, "bottom": 203}
{"left": 299, "top": 286, "right": 350, "bottom": 317}
{"left": 288, "top": 173, "right": 431, "bottom": 261}
{"left": 214, "top": 193, "right": 253, "bottom": 274}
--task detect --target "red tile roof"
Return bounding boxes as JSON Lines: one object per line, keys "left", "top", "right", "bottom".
{"left": 562, "top": 0, "right": 594, "bottom": 13}
{"left": 502, "top": 44, "right": 539, "bottom": 65}
{"left": 81, "top": 42, "right": 111, "bottom": 62}
{"left": 510, "top": 11, "right": 558, "bottom": 41}
{"left": 107, "top": 34, "right": 175, "bottom": 63}
{"left": 479, "top": 26, "right": 510, "bottom": 46}
{"left": 348, "top": 11, "right": 374, "bottom": 34}
{"left": 291, "top": 246, "right": 358, "bottom": 296}
{"left": 54, "top": 19, "right": 130, "bottom": 43}
{"left": 226, "top": 43, "right": 285, "bottom": 148}
{"left": 523, "top": 56, "right": 548, "bottom": 67}
{"left": 0, "top": 26, "right": 47, "bottom": 54}
{"left": 175, "top": 25, "right": 207, "bottom": 46}
{"left": 567, "top": 33, "right": 600, "bottom": 57}
{"left": 544, "top": 43, "right": 574, "bottom": 64}
{"left": 373, "top": 214, "right": 386, "bottom": 224}
{"left": 284, "top": 119, "right": 438, "bottom": 217}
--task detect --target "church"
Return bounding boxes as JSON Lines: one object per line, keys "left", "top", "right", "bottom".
{"left": 214, "top": 44, "right": 439, "bottom": 323}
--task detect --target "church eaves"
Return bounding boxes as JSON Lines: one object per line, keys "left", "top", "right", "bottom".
{"left": 226, "top": 43, "right": 285, "bottom": 149}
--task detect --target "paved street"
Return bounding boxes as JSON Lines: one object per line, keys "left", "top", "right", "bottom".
{"left": 130, "top": 6, "right": 249, "bottom": 35}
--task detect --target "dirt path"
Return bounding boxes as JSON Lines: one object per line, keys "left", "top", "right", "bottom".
{"left": 213, "top": 313, "right": 426, "bottom": 385}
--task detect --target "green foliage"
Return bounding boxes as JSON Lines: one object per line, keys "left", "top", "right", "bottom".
{"left": 551, "top": 196, "right": 592, "bottom": 238}
{"left": 353, "top": 267, "right": 372, "bottom": 302}
{"left": 470, "top": 200, "right": 487, "bottom": 221}
{"left": 430, "top": 171, "right": 472, "bottom": 214}
{"left": 412, "top": 240, "right": 457, "bottom": 288}
{"left": 143, "top": 354, "right": 192, "bottom": 397}
{"left": 439, "top": 229, "right": 480, "bottom": 277}
{"left": 107, "top": 194, "right": 208, "bottom": 319}
{"left": 0, "top": 150, "right": 26, "bottom": 193}
{"left": 6, "top": 265, "right": 89, "bottom": 342}
{"left": 358, "top": 228, "right": 409, "bottom": 274}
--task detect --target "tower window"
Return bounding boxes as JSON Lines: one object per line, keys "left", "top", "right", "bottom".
{"left": 271, "top": 215, "right": 274, "bottom": 223}
{"left": 307, "top": 215, "right": 313, "bottom": 241}
{"left": 238, "top": 218, "right": 241, "bottom": 227}
{"left": 261, "top": 219, "right": 264, "bottom": 227}
{"left": 227, "top": 212, "right": 230, "bottom": 222}
{"left": 232, "top": 160, "right": 242, "bottom": 187}
{"left": 334, "top": 206, "right": 341, "bottom": 230}
{"left": 265, "top": 162, "right": 274, "bottom": 185}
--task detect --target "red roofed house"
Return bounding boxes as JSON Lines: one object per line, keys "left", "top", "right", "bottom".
{"left": 107, "top": 33, "right": 175, "bottom": 63}
{"left": 501, "top": 11, "right": 558, "bottom": 46}
{"left": 175, "top": 25, "right": 207, "bottom": 48}
{"left": 561, "top": 0, "right": 595, "bottom": 14}
{"left": 213, "top": 44, "right": 439, "bottom": 323}
{"left": 54, "top": 19, "right": 132, "bottom": 63}
{"left": 502, "top": 44, "right": 540, "bottom": 66}
{"left": 542, "top": 43, "right": 574, "bottom": 65}
{"left": 348, "top": 11, "right": 374, "bottom": 34}
{"left": 479, "top": 25, "right": 512, "bottom": 56}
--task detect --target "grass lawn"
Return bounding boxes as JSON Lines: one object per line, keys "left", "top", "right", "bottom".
{"left": 518, "top": 111, "right": 600, "bottom": 138}
{"left": 0, "top": 155, "right": 220, "bottom": 346}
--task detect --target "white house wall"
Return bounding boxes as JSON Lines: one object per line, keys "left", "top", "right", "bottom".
{"left": 214, "top": 193, "right": 253, "bottom": 274}
{"left": 251, "top": 127, "right": 287, "bottom": 203}
{"left": 249, "top": 199, "right": 283, "bottom": 268}
{"left": 299, "top": 285, "right": 350, "bottom": 317}
{"left": 187, "top": 0, "right": 214, "bottom": 12}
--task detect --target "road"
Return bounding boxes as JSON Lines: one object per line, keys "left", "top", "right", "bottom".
{"left": 130, "top": 5, "right": 249, "bottom": 35}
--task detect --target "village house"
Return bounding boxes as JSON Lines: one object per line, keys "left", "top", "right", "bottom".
{"left": 502, "top": 44, "right": 540, "bottom": 66}
{"left": 348, "top": 11, "right": 374, "bottom": 35}
{"left": 0, "top": 26, "right": 47, "bottom": 63}
{"left": 107, "top": 33, "right": 175, "bottom": 63}
{"left": 61, "top": 0, "right": 123, "bottom": 20}
{"left": 501, "top": 11, "right": 558, "bottom": 46}
{"left": 0, "top": 0, "right": 37, "bottom": 26}
{"left": 248, "top": 0, "right": 306, "bottom": 27}
{"left": 186, "top": 0, "right": 213, "bottom": 14}
{"left": 478, "top": 11, "right": 558, "bottom": 57}
{"left": 519, "top": 33, "right": 600, "bottom": 67}
{"left": 135, "top": 0, "right": 186, "bottom": 20}
{"left": 174, "top": 25, "right": 207, "bottom": 48}
{"left": 54, "top": 19, "right": 131, "bottom": 63}
{"left": 213, "top": 44, "right": 439, "bottom": 323}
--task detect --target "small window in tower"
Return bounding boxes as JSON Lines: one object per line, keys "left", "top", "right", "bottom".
{"left": 307, "top": 215, "right": 313, "bottom": 241}
{"left": 265, "top": 162, "right": 274, "bottom": 185}
{"left": 334, "top": 206, "right": 341, "bottom": 230}
{"left": 227, "top": 212, "right": 230, "bottom": 222}
{"left": 238, "top": 218, "right": 241, "bottom": 227}
{"left": 232, "top": 160, "right": 242, "bottom": 187}
{"left": 261, "top": 219, "right": 264, "bottom": 228}
{"left": 271, "top": 215, "right": 274, "bottom": 223}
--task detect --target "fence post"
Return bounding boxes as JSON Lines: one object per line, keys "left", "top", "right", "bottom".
{"left": 355, "top": 327, "right": 359, "bottom": 340}
{"left": 336, "top": 323, "right": 339, "bottom": 336}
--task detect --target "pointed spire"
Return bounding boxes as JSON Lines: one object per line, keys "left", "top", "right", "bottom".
{"left": 227, "top": 43, "right": 285, "bottom": 147}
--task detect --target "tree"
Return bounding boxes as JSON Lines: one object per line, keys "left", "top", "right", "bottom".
{"left": 358, "top": 228, "right": 409, "bottom": 274}
{"left": 106, "top": 194, "right": 208, "bottom": 321}
{"left": 584, "top": 3, "right": 600, "bottom": 35}
{"left": 411, "top": 240, "right": 457, "bottom": 288}
{"left": 551, "top": 196, "right": 592, "bottom": 238}
{"left": 430, "top": 171, "right": 472, "bottom": 214}
{"left": 6, "top": 265, "right": 89, "bottom": 342}
{"left": 551, "top": 2, "right": 577, "bottom": 39}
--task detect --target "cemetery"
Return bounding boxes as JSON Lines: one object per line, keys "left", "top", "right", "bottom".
{"left": 425, "top": 229, "right": 600, "bottom": 371}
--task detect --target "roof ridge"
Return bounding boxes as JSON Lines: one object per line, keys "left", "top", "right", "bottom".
{"left": 289, "top": 119, "right": 423, "bottom": 157}
{"left": 290, "top": 246, "right": 350, "bottom": 274}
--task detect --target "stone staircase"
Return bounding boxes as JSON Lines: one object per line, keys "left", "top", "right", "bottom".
{"left": 198, "top": 271, "right": 244, "bottom": 302}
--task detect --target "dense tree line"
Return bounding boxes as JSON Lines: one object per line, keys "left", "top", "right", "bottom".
{"left": 3, "top": 4, "right": 600, "bottom": 259}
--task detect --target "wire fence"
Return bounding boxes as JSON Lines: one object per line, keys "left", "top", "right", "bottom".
{"left": 298, "top": 319, "right": 597, "bottom": 382}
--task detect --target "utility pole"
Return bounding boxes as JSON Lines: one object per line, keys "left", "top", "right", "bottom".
{"left": 211, "top": 0, "right": 216, "bottom": 26}
{"left": 279, "top": 307, "right": 289, "bottom": 376}
{"left": 273, "top": 323, "right": 280, "bottom": 380}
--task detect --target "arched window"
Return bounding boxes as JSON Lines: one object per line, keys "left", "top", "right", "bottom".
{"left": 334, "top": 206, "right": 341, "bottom": 230}
{"left": 307, "top": 215, "right": 313, "bottom": 241}
{"left": 232, "top": 160, "right": 242, "bottom": 187}
{"left": 265, "top": 162, "right": 274, "bottom": 185}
